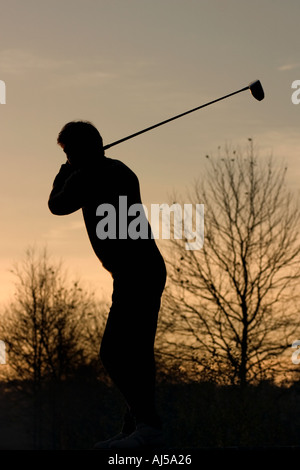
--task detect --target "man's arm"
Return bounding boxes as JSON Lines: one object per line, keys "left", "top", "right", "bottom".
{"left": 48, "top": 163, "right": 87, "bottom": 215}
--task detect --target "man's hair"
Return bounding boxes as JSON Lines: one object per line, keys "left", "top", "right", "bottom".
{"left": 57, "top": 121, "right": 103, "bottom": 148}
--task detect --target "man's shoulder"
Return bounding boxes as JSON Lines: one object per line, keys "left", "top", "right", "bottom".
{"left": 104, "top": 157, "right": 138, "bottom": 180}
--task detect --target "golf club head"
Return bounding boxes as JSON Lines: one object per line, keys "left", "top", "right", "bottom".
{"left": 249, "top": 80, "right": 264, "bottom": 101}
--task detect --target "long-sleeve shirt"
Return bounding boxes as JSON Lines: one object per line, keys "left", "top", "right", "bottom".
{"left": 48, "top": 157, "right": 166, "bottom": 280}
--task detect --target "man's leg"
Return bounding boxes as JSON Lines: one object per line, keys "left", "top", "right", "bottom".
{"left": 100, "top": 292, "right": 162, "bottom": 430}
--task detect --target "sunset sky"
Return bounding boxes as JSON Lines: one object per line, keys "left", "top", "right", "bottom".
{"left": 1, "top": 0, "right": 300, "bottom": 305}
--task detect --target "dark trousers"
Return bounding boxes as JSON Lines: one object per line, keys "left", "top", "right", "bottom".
{"left": 100, "top": 261, "right": 166, "bottom": 433}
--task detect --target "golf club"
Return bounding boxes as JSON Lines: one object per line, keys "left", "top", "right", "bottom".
{"left": 103, "top": 80, "right": 264, "bottom": 151}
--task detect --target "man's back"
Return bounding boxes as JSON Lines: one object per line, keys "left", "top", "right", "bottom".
{"left": 49, "top": 156, "right": 164, "bottom": 278}
{"left": 83, "top": 157, "right": 164, "bottom": 277}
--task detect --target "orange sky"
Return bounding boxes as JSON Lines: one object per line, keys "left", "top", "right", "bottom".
{"left": 1, "top": 0, "right": 300, "bottom": 306}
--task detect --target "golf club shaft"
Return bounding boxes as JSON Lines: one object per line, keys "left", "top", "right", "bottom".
{"left": 103, "top": 85, "right": 249, "bottom": 150}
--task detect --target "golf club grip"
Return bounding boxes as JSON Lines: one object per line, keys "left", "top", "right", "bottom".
{"left": 103, "top": 85, "right": 249, "bottom": 150}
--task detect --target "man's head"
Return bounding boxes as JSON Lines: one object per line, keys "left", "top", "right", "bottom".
{"left": 57, "top": 121, "right": 104, "bottom": 167}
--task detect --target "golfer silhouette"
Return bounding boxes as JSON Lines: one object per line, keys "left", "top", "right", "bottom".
{"left": 48, "top": 121, "right": 166, "bottom": 449}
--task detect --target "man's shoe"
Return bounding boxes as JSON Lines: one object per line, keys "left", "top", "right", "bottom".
{"left": 93, "top": 432, "right": 128, "bottom": 449}
{"left": 109, "top": 423, "right": 164, "bottom": 449}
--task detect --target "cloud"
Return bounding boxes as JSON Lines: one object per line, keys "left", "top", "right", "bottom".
{"left": 0, "top": 49, "right": 160, "bottom": 92}
{"left": 278, "top": 63, "right": 300, "bottom": 71}
{"left": 0, "top": 48, "right": 119, "bottom": 97}
{"left": 45, "top": 220, "right": 85, "bottom": 241}
{"left": 50, "top": 69, "right": 115, "bottom": 89}
{"left": 0, "top": 49, "right": 73, "bottom": 74}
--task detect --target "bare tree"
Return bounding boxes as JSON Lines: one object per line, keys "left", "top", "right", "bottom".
{"left": 0, "top": 246, "right": 107, "bottom": 447}
{"left": 1, "top": 247, "right": 106, "bottom": 381}
{"left": 158, "top": 141, "right": 300, "bottom": 386}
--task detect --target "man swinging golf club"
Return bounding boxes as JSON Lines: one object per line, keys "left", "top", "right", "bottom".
{"left": 48, "top": 80, "right": 264, "bottom": 449}
{"left": 48, "top": 121, "right": 167, "bottom": 449}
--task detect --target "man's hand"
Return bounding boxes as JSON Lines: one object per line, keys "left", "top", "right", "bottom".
{"left": 51, "top": 162, "right": 74, "bottom": 189}
{"left": 48, "top": 162, "right": 87, "bottom": 216}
